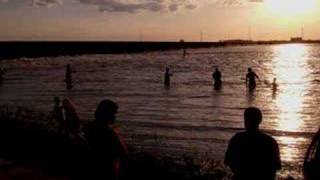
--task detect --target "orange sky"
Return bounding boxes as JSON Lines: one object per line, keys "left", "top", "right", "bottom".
{"left": 0, "top": 0, "right": 320, "bottom": 41}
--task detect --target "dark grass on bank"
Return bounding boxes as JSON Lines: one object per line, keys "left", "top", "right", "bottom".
{"left": 0, "top": 105, "right": 228, "bottom": 180}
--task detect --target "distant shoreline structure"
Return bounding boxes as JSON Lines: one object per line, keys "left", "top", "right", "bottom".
{"left": 0, "top": 39, "right": 319, "bottom": 60}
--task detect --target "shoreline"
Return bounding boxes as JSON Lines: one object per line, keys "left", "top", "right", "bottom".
{"left": 0, "top": 104, "right": 229, "bottom": 180}
{"left": 0, "top": 40, "right": 318, "bottom": 60}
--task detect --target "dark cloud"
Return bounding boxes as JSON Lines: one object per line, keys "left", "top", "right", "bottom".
{"left": 78, "top": 0, "right": 198, "bottom": 13}
{"left": 0, "top": 0, "right": 62, "bottom": 6}
{"left": 0, "top": 0, "right": 266, "bottom": 11}
{"left": 33, "top": 0, "right": 63, "bottom": 7}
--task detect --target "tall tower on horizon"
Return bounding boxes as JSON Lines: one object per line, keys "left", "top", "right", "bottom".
{"left": 139, "top": 30, "right": 143, "bottom": 42}
{"left": 248, "top": 26, "right": 252, "bottom": 41}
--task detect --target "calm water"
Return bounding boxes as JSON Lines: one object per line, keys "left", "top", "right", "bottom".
{"left": 1, "top": 44, "right": 320, "bottom": 179}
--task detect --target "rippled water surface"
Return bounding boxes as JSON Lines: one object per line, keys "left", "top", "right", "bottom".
{"left": 1, "top": 44, "right": 320, "bottom": 179}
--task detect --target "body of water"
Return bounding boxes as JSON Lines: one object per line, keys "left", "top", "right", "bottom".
{"left": 1, "top": 44, "right": 320, "bottom": 179}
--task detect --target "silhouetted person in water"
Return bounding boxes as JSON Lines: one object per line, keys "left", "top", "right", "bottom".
{"left": 85, "top": 100, "right": 128, "bottom": 180}
{"left": 225, "top": 107, "right": 281, "bottom": 180}
{"left": 304, "top": 128, "right": 320, "bottom": 180}
{"left": 246, "top": 68, "right": 260, "bottom": 91}
{"left": 62, "top": 98, "right": 80, "bottom": 134}
{"left": 212, "top": 68, "right": 222, "bottom": 90}
{"left": 272, "top": 78, "right": 278, "bottom": 92}
{"left": 183, "top": 48, "right": 187, "bottom": 57}
{"left": 164, "top": 67, "right": 173, "bottom": 87}
{"left": 65, "top": 64, "right": 73, "bottom": 90}
{"left": 51, "top": 96, "right": 64, "bottom": 132}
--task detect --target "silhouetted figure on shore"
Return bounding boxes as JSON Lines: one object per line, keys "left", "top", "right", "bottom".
{"left": 0, "top": 67, "right": 6, "bottom": 82}
{"left": 225, "top": 107, "right": 281, "bottom": 180}
{"left": 85, "top": 100, "right": 128, "bottom": 180}
{"left": 304, "top": 128, "right": 320, "bottom": 180}
{"left": 212, "top": 68, "right": 222, "bottom": 90}
{"left": 246, "top": 68, "right": 260, "bottom": 91}
{"left": 62, "top": 98, "right": 80, "bottom": 134}
{"left": 164, "top": 67, "right": 173, "bottom": 87}
{"left": 65, "top": 64, "right": 73, "bottom": 90}
{"left": 51, "top": 96, "right": 64, "bottom": 132}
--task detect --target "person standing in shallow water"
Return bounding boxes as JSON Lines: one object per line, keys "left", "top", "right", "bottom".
{"left": 246, "top": 68, "right": 260, "bottom": 91}
{"left": 212, "top": 67, "right": 222, "bottom": 90}
{"left": 85, "top": 100, "right": 128, "bottom": 180}
{"left": 65, "top": 64, "right": 73, "bottom": 90}
{"left": 164, "top": 67, "right": 173, "bottom": 87}
{"left": 225, "top": 107, "right": 281, "bottom": 180}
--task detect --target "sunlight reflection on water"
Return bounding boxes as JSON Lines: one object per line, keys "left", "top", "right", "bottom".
{"left": 271, "top": 44, "right": 311, "bottom": 164}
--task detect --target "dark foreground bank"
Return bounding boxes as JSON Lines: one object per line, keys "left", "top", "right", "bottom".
{"left": 0, "top": 105, "right": 227, "bottom": 180}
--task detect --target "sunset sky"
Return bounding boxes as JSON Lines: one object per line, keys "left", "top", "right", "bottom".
{"left": 1, "top": 0, "right": 320, "bottom": 41}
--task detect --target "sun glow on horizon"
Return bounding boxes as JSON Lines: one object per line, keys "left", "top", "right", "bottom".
{"left": 265, "top": 0, "right": 317, "bottom": 16}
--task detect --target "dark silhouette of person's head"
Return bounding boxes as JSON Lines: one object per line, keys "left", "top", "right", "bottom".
{"left": 244, "top": 107, "right": 262, "bottom": 132}
{"left": 62, "top": 98, "right": 72, "bottom": 108}
{"left": 165, "top": 67, "right": 169, "bottom": 73}
{"left": 248, "top": 67, "right": 252, "bottom": 73}
{"left": 95, "top": 99, "right": 118, "bottom": 125}
{"left": 54, "top": 96, "right": 60, "bottom": 106}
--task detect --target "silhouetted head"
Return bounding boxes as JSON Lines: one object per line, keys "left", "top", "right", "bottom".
{"left": 248, "top": 68, "right": 252, "bottom": 72}
{"left": 54, "top": 96, "right": 60, "bottom": 106}
{"left": 166, "top": 67, "right": 170, "bottom": 72}
{"left": 244, "top": 107, "right": 262, "bottom": 132}
{"left": 95, "top": 99, "right": 118, "bottom": 124}
{"left": 273, "top": 78, "right": 277, "bottom": 83}
{"left": 62, "top": 98, "right": 76, "bottom": 111}
{"left": 215, "top": 67, "right": 219, "bottom": 71}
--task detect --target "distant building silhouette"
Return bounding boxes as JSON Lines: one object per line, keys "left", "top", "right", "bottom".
{"left": 290, "top": 37, "right": 303, "bottom": 42}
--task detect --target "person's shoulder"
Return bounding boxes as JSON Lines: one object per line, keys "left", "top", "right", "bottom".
{"left": 230, "top": 132, "right": 247, "bottom": 141}
{"left": 260, "top": 132, "right": 278, "bottom": 144}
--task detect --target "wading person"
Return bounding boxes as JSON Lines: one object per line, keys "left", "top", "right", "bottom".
{"left": 246, "top": 68, "right": 260, "bottom": 91}
{"left": 212, "top": 67, "right": 222, "bottom": 90}
{"left": 164, "top": 67, "right": 173, "bottom": 87}
{"left": 225, "top": 107, "right": 281, "bottom": 180}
